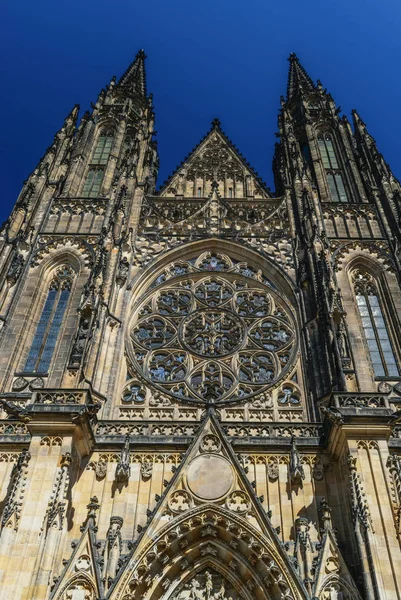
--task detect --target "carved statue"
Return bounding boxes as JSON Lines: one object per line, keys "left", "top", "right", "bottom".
{"left": 7, "top": 253, "right": 24, "bottom": 284}
{"left": 289, "top": 436, "right": 305, "bottom": 484}
{"left": 115, "top": 435, "right": 131, "bottom": 483}
{"left": 117, "top": 256, "right": 130, "bottom": 283}
{"left": 69, "top": 316, "right": 91, "bottom": 367}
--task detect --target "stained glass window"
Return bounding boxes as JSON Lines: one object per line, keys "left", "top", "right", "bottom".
{"left": 353, "top": 271, "right": 399, "bottom": 378}
{"left": 24, "top": 268, "right": 73, "bottom": 373}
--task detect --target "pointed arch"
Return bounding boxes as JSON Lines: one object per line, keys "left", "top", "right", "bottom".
{"left": 112, "top": 504, "right": 307, "bottom": 600}
{"left": 317, "top": 574, "right": 361, "bottom": 600}
{"left": 336, "top": 253, "right": 401, "bottom": 383}
{"left": 351, "top": 268, "right": 399, "bottom": 377}
{"left": 54, "top": 572, "right": 97, "bottom": 600}
{"left": 315, "top": 128, "right": 349, "bottom": 203}
{"left": 7, "top": 250, "right": 90, "bottom": 383}
{"left": 23, "top": 265, "right": 74, "bottom": 373}
{"left": 129, "top": 237, "right": 297, "bottom": 304}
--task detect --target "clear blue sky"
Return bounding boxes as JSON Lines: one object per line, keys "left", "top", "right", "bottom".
{"left": 2, "top": 0, "right": 401, "bottom": 221}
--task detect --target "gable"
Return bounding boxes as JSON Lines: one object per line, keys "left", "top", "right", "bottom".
{"left": 108, "top": 412, "right": 308, "bottom": 600}
{"left": 158, "top": 122, "right": 272, "bottom": 199}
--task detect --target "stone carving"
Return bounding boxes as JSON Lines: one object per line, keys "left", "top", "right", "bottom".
{"left": 69, "top": 314, "right": 91, "bottom": 368}
{"left": 104, "top": 516, "right": 123, "bottom": 582}
{"left": 117, "top": 256, "right": 130, "bottom": 284}
{"left": 182, "top": 310, "right": 244, "bottom": 357}
{"left": 129, "top": 261, "right": 296, "bottom": 405}
{"left": 226, "top": 490, "right": 250, "bottom": 514}
{"left": 12, "top": 376, "right": 45, "bottom": 392}
{"left": 200, "top": 434, "right": 221, "bottom": 453}
{"left": 289, "top": 437, "right": 305, "bottom": 484}
{"left": 35, "top": 390, "right": 88, "bottom": 404}
{"left": 63, "top": 583, "right": 94, "bottom": 600}
{"left": 115, "top": 436, "right": 131, "bottom": 483}
{"left": 347, "top": 455, "right": 372, "bottom": 531}
{"left": 44, "top": 452, "right": 72, "bottom": 531}
{"left": 93, "top": 420, "right": 322, "bottom": 439}
{"left": 171, "top": 569, "right": 240, "bottom": 600}
{"left": 387, "top": 454, "right": 401, "bottom": 536}
{"left": 334, "top": 393, "right": 388, "bottom": 409}
{"left": 95, "top": 461, "right": 107, "bottom": 479}
{"left": 378, "top": 381, "right": 392, "bottom": 394}
{"left": 1, "top": 448, "right": 31, "bottom": 530}
{"left": 267, "top": 462, "right": 279, "bottom": 481}
{"left": 312, "top": 461, "right": 325, "bottom": 481}
{"left": 140, "top": 461, "right": 153, "bottom": 480}
{"left": 168, "top": 489, "right": 193, "bottom": 514}
{"left": 6, "top": 253, "right": 24, "bottom": 284}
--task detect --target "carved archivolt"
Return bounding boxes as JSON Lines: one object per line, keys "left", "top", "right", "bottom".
{"left": 127, "top": 251, "right": 297, "bottom": 406}
{"left": 114, "top": 505, "right": 304, "bottom": 600}
{"left": 30, "top": 235, "right": 96, "bottom": 268}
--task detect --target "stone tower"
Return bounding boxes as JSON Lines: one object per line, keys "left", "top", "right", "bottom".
{"left": 0, "top": 51, "right": 400, "bottom": 600}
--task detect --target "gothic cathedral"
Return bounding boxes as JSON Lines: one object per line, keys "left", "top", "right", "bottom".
{"left": 0, "top": 51, "right": 400, "bottom": 600}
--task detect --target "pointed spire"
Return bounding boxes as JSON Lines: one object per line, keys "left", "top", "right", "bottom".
{"left": 118, "top": 49, "right": 147, "bottom": 96}
{"left": 287, "top": 53, "right": 315, "bottom": 100}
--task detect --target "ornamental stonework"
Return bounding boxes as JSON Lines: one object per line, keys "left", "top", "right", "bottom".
{"left": 0, "top": 51, "right": 400, "bottom": 600}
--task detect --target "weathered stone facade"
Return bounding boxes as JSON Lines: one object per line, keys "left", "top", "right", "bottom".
{"left": 0, "top": 51, "right": 400, "bottom": 599}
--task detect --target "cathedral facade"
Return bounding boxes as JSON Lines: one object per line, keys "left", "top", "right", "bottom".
{"left": 0, "top": 51, "right": 400, "bottom": 600}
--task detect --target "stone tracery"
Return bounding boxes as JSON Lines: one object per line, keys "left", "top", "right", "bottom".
{"left": 129, "top": 252, "right": 297, "bottom": 404}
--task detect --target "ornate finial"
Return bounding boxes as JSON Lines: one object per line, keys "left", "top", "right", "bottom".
{"left": 211, "top": 118, "right": 221, "bottom": 130}
{"left": 81, "top": 496, "right": 100, "bottom": 531}
{"left": 288, "top": 52, "right": 297, "bottom": 62}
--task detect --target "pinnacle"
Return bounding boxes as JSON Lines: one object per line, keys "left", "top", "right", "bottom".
{"left": 118, "top": 49, "right": 147, "bottom": 96}
{"left": 286, "top": 53, "right": 315, "bottom": 100}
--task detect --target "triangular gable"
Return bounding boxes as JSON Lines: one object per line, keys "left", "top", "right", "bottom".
{"left": 108, "top": 410, "right": 308, "bottom": 600}
{"left": 158, "top": 119, "right": 272, "bottom": 198}
{"left": 50, "top": 497, "right": 104, "bottom": 600}
{"left": 313, "top": 523, "right": 361, "bottom": 600}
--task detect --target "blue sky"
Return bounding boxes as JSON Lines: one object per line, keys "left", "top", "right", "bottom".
{"left": 2, "top": 0, "right": 401, "bottom": 221}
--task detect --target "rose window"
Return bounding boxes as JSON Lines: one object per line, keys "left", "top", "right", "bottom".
{"left": 129, "top": 259, "right": 297, "bottom": 405}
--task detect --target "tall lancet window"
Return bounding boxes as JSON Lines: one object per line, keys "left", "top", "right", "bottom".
{"left": 24, "top": 267, "right": 73, "bottom": 373}
{"left": 318, "top": 134, "right": 349, "bottom": 202}
{"left": 82, "top": 168, "right": 104, "bottom": 198}
{"left": 92, "top": 130, "right": 114, "bottom": 165}
{"left": 353, "top": 270, "right": 399, "bottom": 377}
{"left": 82, "top": 129, "right": 114, "bottom": 197}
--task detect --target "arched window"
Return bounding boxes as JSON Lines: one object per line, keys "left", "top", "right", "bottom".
{"left": 318, "top": 134, "right": 349, "bottom": 202}
{"left": 24, "top": 267, "right": 73, "bottom": 373}
{"left": 352, "top": 270, "right": 399, "bottom": 377}
{"left": 92, "top": 130, "right": 114, "bottom": 165}
{"left": 82, "top": 129, "right": 114, "bottom": 197}
{"left": 82, "top": 168, "right": 104, "bottom": 198}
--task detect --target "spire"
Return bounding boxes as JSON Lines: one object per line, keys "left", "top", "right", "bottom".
{"left": 287, "top": 53, "right": 315, "bottom": 100}
{"left": 118, "top": 49, "right": 147, "bottom": 96}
